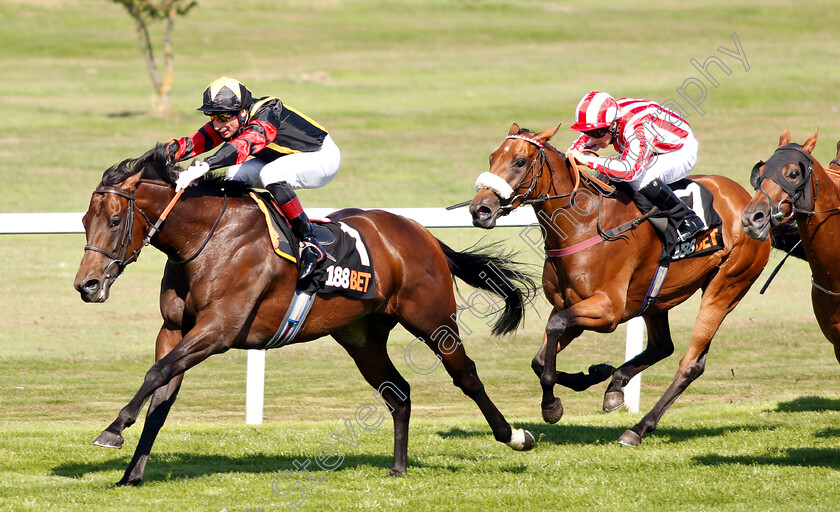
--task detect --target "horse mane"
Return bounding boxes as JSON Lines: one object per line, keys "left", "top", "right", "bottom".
{"left": 101, "top": 144, "right": 179, "bottom": 187}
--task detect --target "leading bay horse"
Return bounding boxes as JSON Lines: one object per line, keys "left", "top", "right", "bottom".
{"left": 469, "top": 123, "right": 771, "bottom": 445}
{"left": 742, "top": 128, "right": 840, "bottom": 364}
{"left": 73, "top": 145, "right": 538, "bottom": 486}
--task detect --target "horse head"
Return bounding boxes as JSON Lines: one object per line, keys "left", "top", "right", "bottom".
{"left": 469, "top": 123, "right": 563, "bottom": 228}
{"left": 74, "top": 146, "right": 176, "bottom": 302}
{"left": 742, "top": 128, "right": 818, "bottom": 241}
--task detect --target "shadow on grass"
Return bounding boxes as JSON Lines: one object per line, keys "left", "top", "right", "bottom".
{"left": 774, "top": 396, "right": 840, "bottom": 412}
{"left": 694, "top": 447, "right": 840, "bottom": 469}
{"left": 438, "top": 422, "right": 767, "bottom": 446}
{"left": 51, "top": 452, "right": 398, "bottom": 484}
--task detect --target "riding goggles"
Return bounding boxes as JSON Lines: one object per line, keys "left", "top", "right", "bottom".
{"left": 207, "top": 112, "right": 236, "bottom": 123}
{"left": 583, "top": 127, "right": 610, "bottom": 139}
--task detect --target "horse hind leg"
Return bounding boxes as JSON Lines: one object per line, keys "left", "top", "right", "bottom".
{"left": 618, "top": 278, "right": 749, "bottom": 446}
{"left": 401, "top": 315, "right": 534, "bottom": 452}
{"left": 333, "top": 318, "right": 413, "bottom": 476}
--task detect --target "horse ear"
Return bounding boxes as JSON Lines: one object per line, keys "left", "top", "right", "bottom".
{"left": 122, "top": 171, "right": 143, "bottom": 191}
{"left": 801, "top": 127, "right": 819, "bottom": 155}
{"left": 778, "top": 127, "right": 791, "bottom": 147}
{"left": 536, "top": 124, "right": 560, "bottom": 143}
{"left": 508, "top": 123, "right": 520, "bottom": 136}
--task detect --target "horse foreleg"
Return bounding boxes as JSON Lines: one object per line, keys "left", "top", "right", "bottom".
{"left": 534, "top": 296, "right": 615, "bottom": 423}
{"left": 112, "top": 321, "right": 185, "bottom": 486}
{"left": 602, "top": 312, "right": 675, "bottom": 412}
{"left": 93, "top": 318, "right": 229, "bottom": 450}
{"left": 117, "top": 374, "right": 183, "bottom": 486}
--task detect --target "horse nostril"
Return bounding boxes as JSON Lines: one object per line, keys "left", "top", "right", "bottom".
{"left": 475, "top": 205, "right": 492, "bottom": 220}
{"left": 751, "top": 211, "right": 765, "bottom": 225}
{"left": 83, "top": 279, "right": 101, "bottom": 294}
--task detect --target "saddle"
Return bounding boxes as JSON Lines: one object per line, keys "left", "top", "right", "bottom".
{"left": 249, "top": 191, "right": 376, "bottom": 349}
{"left": 609, "top": 178, "right": 724, "bottom": 265}
{"left": 249, "top": 191, "right": 376, "bottom": 299}
{"left": 605, "top": 178, "right": 724, "bottom": 316}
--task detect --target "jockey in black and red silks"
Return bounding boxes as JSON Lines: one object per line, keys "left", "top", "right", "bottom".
{"left": 167, "top": 76, "right": 340, "bottom": 279}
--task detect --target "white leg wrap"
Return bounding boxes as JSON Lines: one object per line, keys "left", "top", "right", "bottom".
{"left": 507, "top": 428, "right": 528, "bottom": 450}
{"left": 474, "top": 172, "right": 514, "bottom": 200}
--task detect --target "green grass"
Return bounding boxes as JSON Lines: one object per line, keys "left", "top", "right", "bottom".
{"left": 4, "top": 0, "right": 840, "bottom": 510}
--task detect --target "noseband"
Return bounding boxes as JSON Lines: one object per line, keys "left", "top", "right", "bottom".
{"left": 84, "top": 188, "right": 155, "bottom": 280}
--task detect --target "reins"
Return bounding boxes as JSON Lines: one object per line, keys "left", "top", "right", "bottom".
{"left": 84, "top": 183, "right": 228, "bottom": 275}
{"left": 502, "top": 137, "right": 646, "bottom": 255}
{"left": 169, "top": 194, "right": 228, "bottom": 265}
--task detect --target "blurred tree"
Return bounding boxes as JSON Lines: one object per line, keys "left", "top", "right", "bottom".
{"left": 110, "top": 0, "right": 198, "bottom": 117}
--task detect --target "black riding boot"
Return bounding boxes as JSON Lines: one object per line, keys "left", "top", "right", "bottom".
{"left": 639, "top": 179, "right": 705, "bottom": 242}
{"left": 267, "top": 182, "right": 326, "bottom": 280}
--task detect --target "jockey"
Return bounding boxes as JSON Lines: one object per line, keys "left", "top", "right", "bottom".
{"left": 167, "top": 76, "right": 340, "bottom": 280}
{"left": 566, "top": 91, "right": 704, "bottom": 242}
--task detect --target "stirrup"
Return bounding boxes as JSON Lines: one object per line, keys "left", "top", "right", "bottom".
{"left": 298, "top": 239, "right": 326, "bottom": 279}
{"left": 677, "top": 215, "right": 705, "bottom": 242}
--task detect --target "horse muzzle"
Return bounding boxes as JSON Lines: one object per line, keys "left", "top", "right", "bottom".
{"left": 741, "top": 204, "right": 772, "bottom": 241}
{"left": 469, "top": 190, "right": 507, "bottom": 229}
{"left": 74, "top": 261, "right": 121, "bottom": 303}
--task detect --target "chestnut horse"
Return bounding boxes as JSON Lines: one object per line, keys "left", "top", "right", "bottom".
{"left": 73, "top": 145, "right": 538, "bottom": 486}
{"left": 742, "top": 128, "right": 840, "bottom": 364}
{"left": 469, "top": 124, "right": 771, "bottom": 446}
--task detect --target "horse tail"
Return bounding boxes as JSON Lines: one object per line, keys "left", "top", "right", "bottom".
{"left": 437, "top": 240, "right": 538, "bottom": 336}
{"left": 769, "top": 223, "right": 807, "bottom": 261}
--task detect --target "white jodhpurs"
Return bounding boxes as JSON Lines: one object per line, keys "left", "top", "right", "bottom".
{"left": 224, "top": 134, "right": 341, "bottom": 190}
{"left": 627, "top": 132, "right": 698, "bottom": 191}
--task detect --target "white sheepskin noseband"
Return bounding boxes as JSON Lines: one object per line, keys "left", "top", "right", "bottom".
{"left": 474, "top": 172, "right": 514, "bottom": 200}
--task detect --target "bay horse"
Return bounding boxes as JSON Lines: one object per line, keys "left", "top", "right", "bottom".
{"left": 742, "top": 128, "right": 840, "bottom": 364}
{"left": 73, "top": 145, "right": 538, "bottom": 486}
{"left": 468, "top": 123, "right": 771, "bottom": 446}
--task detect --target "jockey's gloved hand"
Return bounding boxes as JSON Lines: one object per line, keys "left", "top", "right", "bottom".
{"left": 164, "top": 139, "right": 181, "bottom": 164}
{"left": 176, "top": 161, "right": 210, "bottom": 191}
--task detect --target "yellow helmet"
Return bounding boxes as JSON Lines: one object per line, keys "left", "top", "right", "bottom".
{"left": 198, "top": 77, "right": 253, "bottom": 113}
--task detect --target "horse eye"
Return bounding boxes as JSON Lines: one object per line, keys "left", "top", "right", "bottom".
{"left": 786, "top": 168, "right": 801, "bottom": 181}
{"left": 515, "top": 158, "right": 526, "bottom": 168}
{"left": 110, "top": 217, "right": 121, "bottom": 229}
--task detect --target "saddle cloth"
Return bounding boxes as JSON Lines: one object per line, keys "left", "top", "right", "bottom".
{"left": 624, "top": 178, "right": 725, "bottom": 265}
{"left": 250, "top": 192, "right": 376, "bottom": 300}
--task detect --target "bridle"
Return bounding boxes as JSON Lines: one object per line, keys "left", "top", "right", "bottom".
{"left": 84, "top": 183, "right": 229, "bottom": 280}
{"left": 494, "top": 134, "right": 603, "bottom": 213}
{"left": 496, "top": 134, "right": 558, "bottom": 212}
{"left": 485, "top": 134, "right": 631, "bottom": 249}
{"left": 84, "top": 187, "right": 154, "bottom": 281}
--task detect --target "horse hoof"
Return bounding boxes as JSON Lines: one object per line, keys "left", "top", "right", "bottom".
{"left": 541, "top": 398, "right": 564, "bottom": 424}
{"left": 617, "top": 429, "right": 642, "bottom": 447}
{"left": 387, "top": 467, "right": 406, "bottom": 477}
{"left": 506, "top": 428, "right": 535, "bottom": 451}
{"left": 603, "top": 390, "right": 625, "bottom": 412}
{"left": 92, "top": 431, "right": 124, "bottom": 449}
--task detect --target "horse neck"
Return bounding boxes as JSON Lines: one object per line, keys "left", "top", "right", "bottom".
{"left": 135, "top": 181, "right": 225, "bottom": 262}
{"left": 532, "top": 149, "right": 627, "bottom": 250}
{"left": 798, "top": 160, "right": 840, "bottom": 274}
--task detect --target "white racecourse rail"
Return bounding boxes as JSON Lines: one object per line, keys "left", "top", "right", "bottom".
{"left": 1, "top": 209, "right": 644, "bottom": 422}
